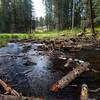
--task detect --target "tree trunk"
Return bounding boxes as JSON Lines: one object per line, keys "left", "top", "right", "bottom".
{"left": 72, "top": 0, "right": 75, "bottom": 29}
{"left": 89, "top": 0, "right": 95, "bottom": 36}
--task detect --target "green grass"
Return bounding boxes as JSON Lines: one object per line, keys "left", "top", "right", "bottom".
{"left": 0, "top": 27, "right": 100, "bottom": 40}
{"left": 0, "top": 29, "right": 80, "bottom": 40}
{"left": 0, "top": 33, "right": 35, "bottom": 40}
{"left": 0, "top": 39, "right": 8, "bottom": 47}
{"left": 34, "top": 28, "right": 81, "bottom": 39}
{"left": 86, "top": 26, "right": 100, "bottom": 33}
{"left": 0, "top": 27, "right": 99, "bottom": 47}
{"left": 83, "top": 27, "right": 100, "bottom": 38}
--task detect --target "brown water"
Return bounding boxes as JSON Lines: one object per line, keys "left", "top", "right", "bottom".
{"left": 0, "top": 43, "right": 100, "bottom": 100}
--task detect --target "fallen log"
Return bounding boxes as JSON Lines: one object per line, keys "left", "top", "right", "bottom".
{"left": 0, "top": 94, "right": 43, "bottom": 100}
{"left": 0, "top": 79, "right": 20, "bottom": 96}
{"left": 50, "top": 62, "right": 90, "bottom": 92}
{"left": 80, "top": 84, "right": 88, "bottom": 100}
{"left": 62, "top": 45, "right": 82, "bottom": 52}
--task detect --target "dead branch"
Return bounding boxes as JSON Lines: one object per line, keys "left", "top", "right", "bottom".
{"left": 0, "top": 79, "right": 20, "bottom": 96}
{"left": 0, "top": 94, "right": 43, "bottom": 100}
{"left": 89, "top": 88, "right": 100, "bottom": 93}
{"left": 50, "top": 62, "right": 90, "bottom": 92}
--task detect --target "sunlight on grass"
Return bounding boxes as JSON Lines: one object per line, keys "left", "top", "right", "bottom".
{"left": 34, "top": 29, "right": 81, "bottom": 39}
{"left": 0, "top": 34, "right": 34, "bottom": 39}
{"left": 0, "top": 27, "right": 99, "bottom": 40}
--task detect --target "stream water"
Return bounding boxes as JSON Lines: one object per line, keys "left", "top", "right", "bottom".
{"left": 0, "top": 43, "right": 100, "bottom": 100}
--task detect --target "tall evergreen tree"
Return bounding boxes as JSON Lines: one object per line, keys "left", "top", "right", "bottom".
{"left": 0, "top": 0, "right": 12, "bottom": 32}
{"left": 0, "top": 0, "right": 34, "bottom": 33}
{"left": 43, "top": 0, "right": 82, "bottom": 30}
{"left": 43, "top": 0, "right": 55, "bottom": 30}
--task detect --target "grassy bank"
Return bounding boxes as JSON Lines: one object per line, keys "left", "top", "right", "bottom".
{"left": 0, "top": 27, "right": 100, "bottom": 40}
{"left": 0, "top": 28, "right": 100, "bottom": 47}
{"left": 34, "top": 29, "right": 81, "bottom": 39}
{"left": 0, "top": 39, "right": 8, "bottom": 47}
{"left": 0, "top": 29, "right": 81, "bottom": 40}
{"left": 0, "top": 34, "right": 34, "bottom": 40}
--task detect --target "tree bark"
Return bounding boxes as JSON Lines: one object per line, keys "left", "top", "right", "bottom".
{"left": 0, "top": 94, "right": 43, "bottom": 100}
{"left": 72, "top": 0, "right": 75, "bottom": 29}
{"left": 50, "top": 62, "right": 90, "bottom": 92}
{"left": 80, "top": 84, "right": 88, "bottom": 100}
{"left": 0, "top": 79, "right": 20, "bottom": 96}
{"left": 89, "top": 0, "right": 95, "bottom": 36}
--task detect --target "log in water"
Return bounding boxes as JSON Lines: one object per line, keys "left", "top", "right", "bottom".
{"left": 0, "top": 79, "right": 20, "bottom": 96}
{"left": 0, "top": 94, "right": 43, "bottom": 100}
{"left": 51, "top": 62, "right": 90, "bottom": 92}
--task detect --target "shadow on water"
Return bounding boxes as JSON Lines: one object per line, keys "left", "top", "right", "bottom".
{"left": 0, "top": 43, "right": 100, "bottom": 100}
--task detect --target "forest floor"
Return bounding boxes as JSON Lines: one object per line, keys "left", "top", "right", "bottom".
{"left": 0, "top": 27, "right": 100, "bottom": 40}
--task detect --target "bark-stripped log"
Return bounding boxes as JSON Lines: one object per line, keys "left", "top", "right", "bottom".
{"left": 80, "top": 84, "right": 88, "bottom": 100}
{"left": 0, "top": 94, "right": 43, "bottom": 100}
{"left": 0, "top": 79, "right": 20, "bottom": 96}
{"left": 51, "top": 62, "right": 90, "bottom": 92}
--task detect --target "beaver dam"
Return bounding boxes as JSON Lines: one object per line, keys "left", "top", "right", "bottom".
{"left": 0, "top": 39, "right": 100, "bottom": 100}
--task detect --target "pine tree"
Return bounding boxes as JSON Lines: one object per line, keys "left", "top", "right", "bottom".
{"left": 43, "top": 0, "right": 82, "bottom": 30}
{"left": 0, "top": 0, "right": 12, "bottom": 33}
{"left": 0, "top": 0, "right": 34, "bottom": 33}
